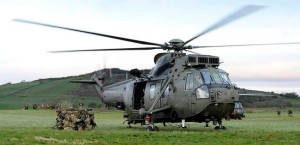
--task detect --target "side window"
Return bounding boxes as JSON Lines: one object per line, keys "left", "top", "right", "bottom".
{"left": 185, "top": 73, "right": 194, "bottom": 90}
{"left": 149, "top": 84, "right": 156, "bottom": 99}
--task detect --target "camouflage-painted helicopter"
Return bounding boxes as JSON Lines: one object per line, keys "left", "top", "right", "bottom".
{"left": 15, "top": 5, "right": 299, "bottom": 131}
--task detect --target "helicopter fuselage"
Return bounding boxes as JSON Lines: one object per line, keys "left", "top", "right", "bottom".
{"left": 97, "top": 53, "right": 239, "bottom": 126}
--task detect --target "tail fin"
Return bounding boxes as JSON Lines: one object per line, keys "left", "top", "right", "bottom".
{"left": 70, "top": 74, "right": 104, "bottom": 100}
{"left": 91, "top": 74, "right": 104, "bottom": 100}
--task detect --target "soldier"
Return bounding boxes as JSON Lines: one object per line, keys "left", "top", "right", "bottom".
{"left": 46, "top": 104, "right": 50, "bottom": 110}
{"left": 32, "top": 104, "right": 38, "bottom": 110}
{"left": 277, "top": 110, "right": 281, "bottom": 117}
{"left": 76, "top": 109, "right": 87, "bottom": 130}
{"left": 56, "top": 103, "right": 61, "bottom": 110}
{"left": 79, "top": 103, "right": 84, "bottom": 110}
{"left": 63, "top": 110, "right": 74, "bottom": 130}
{"left": 40, "top": 104, "right": 45, "bottom": 109}
{"left": 288, "top": 109, "right": 293, "bottom": 117}
{"left": 55, "top": 110, "right": 64, "bottom": 130}
{"left": 50, "top": 104, "right": 55, "bottom": 110}
{"left": 23, "top": 105, "right": 29, "bottom": 110}
{"left": 86, "top": 108, "right": 97, "bottom": 129}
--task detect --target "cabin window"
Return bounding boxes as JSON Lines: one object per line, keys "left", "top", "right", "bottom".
{"left": 149, "top": 84, "right": 156, "bottom": 99}
{"left": 185, "top": 73, "right": 194, "bottom": 90}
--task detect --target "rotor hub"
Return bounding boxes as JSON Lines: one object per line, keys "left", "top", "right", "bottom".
{"left": 168, "top": 39, "right": 184, "bottom": 51}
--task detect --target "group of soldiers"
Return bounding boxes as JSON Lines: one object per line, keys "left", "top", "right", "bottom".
{"left": 276, "top": 109, "right": 294, "bottom": 117}
{"left": 54, "top": 104, "right": 97, "bottom": 130}
{"left": 23, "top": 103, "right": 61, "bottom": 110}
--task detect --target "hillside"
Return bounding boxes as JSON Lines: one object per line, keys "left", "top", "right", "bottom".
{"left": 0, "top": 68, "right": 299, "bottom": 109}
{"left": 0, "top": 68, "right": 130, "bottom": 110}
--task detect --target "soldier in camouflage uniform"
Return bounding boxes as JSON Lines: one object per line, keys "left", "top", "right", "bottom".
{"left": 86, "top": 108, "right": 97, "bottom": 129}
{"left": 54, "top": 106, "right": 96, "bottom": 130}
{"left": 55, "top": 110, "right": 64, "bottom": 130}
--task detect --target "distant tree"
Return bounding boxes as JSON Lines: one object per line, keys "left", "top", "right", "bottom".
{"left": 280, "top": 92, "right": 299, "bottom": 99}
{"left": 5, "top": 82, "right": 11, "bottom": 85}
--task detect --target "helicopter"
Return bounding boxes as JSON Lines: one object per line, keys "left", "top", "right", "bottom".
{"left": 14, "top": 5, "right": 300, "bottom": 131}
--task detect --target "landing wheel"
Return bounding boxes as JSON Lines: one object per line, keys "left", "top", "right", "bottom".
{"left": 146, "top": 126, "right": 159, "bottom": 131}
{"left": 181, "top": 126, "right": 187, "bottom": 129}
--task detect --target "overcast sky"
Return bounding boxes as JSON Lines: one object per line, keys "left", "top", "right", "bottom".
{"left": 0, "top": 0, "right": 299, "bottom": 94}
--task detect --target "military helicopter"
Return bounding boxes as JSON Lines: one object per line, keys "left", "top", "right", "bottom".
{"left": 14, "top": 5, "right": 300, "bottom": 131}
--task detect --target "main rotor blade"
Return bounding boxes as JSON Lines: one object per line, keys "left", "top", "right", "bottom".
{"left": 13, "top": 19, "right": 165, "bottom": 47}
{"left": 182, "top": 5, "right": 265, "bottom": 47}
{"left": 49, "top": 47, "right": 162, "bottom": 53}
{"left": 184, "top": 49, "right": 204, "bottom": 55}
{"left": 192, "top": 42, "right": 300, "bottom": 49}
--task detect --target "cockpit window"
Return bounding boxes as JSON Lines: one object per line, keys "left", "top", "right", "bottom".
{"left": 211, "top": 72, "right": 222, "bottom": 84}
{"left": 201, "top": 70, "right": 230, "bottom": 85}
{"left": 220, "top": 73, "right": 231, "bottom": 84}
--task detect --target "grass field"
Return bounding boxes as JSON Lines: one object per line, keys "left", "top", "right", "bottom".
{"left": 0, "top": 109, "right": 299, "bottom": 145}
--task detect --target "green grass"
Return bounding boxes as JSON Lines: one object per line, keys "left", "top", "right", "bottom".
{"left": 0, "top": 109, "right": 299, "bottom": 145}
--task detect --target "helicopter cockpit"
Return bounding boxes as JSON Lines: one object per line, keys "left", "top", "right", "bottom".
{"left": 200, "top": 69, "right": 232, "bottom": 85}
